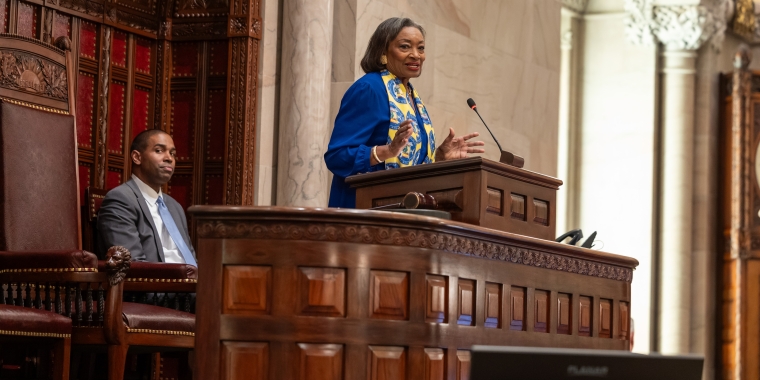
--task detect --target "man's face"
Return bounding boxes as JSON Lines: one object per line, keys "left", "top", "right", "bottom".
{"left": 132, "top": 133, "right": 176, "bottom": 190}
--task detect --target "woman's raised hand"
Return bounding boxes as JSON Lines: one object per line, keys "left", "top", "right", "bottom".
{"left": 372, "top": 120, "right": 413, "bottom": 165}
{"left": 434, "top": 127, "right": 485, "bottom": 162}
{"left": 388, "top": 120, "right": 413, "bottom": 157}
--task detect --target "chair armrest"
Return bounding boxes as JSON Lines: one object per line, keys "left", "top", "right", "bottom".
{"left": 0, "top": 250, "right": 98, "bottom": 273}
{"left": 97, "top": 261, "right": 197, "bottom": 293}
{"left": 97, "top": 261, "right": 197, "bottom": 280}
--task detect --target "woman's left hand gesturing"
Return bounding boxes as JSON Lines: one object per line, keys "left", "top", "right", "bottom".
{"left": 434, "top": 127, "right": 486, "bottom": 162}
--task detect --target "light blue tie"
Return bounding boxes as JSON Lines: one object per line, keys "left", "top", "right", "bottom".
{"left": 156, "top": 196, "right": 197, "bottom": 267}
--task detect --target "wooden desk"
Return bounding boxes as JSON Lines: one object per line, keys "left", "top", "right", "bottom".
{"left": 191, "top": 207, "right": 637, "bottom": 380}
{"left": 347, "top": 157, "right": 562, "bottom": 240}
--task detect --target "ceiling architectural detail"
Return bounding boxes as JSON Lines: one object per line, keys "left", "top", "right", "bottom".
{"left": 731, "top": 0, "right": 758, "bottom": 40}
{"left": 624, "top": 0, "right": 733, "bottom": 51}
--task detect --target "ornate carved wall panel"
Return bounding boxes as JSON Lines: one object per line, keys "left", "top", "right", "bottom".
{"left": 719, "top": 49, "right": 760, "bottom": 380}
{"left": 4, "top": 0, "right": 263, "bottom": 253}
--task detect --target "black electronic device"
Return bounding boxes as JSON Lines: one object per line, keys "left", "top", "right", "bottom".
{"left": 470, "top": 346, "right": 703, "bottom": 380}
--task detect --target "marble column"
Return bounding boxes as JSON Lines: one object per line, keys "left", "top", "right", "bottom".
{"left": 658, "top": 48, "right": 697, "bottom": 354}
{"left": 276, "top": 0, "right": 333, "bottom": 206}
{"left": 623, "top": 0, "right": 728, "bottom": 355}
{"left": 557, "top": 6, "right": 583, "bottom": 235}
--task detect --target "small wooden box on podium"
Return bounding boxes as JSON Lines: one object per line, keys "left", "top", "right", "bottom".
{"left": 347, "top": 157, "right": 563, "bottom": 240}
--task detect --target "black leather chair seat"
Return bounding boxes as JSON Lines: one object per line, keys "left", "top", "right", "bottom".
{"left": 121, "top": 302, "right": 195, "bottom": 335}
{"left": 0, "top": 304, "right": 72, "bottom": 336}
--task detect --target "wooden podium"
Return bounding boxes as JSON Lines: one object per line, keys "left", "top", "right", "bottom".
{"left": 347, "top": 157, "right": 562, "bottom": 240}
{"left": 191, "top": 207, "right": 637, "bottom": 380}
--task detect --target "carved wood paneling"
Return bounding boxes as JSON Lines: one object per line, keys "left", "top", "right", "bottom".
{"left": 298, "top": 267, "right": 345, "bottom": 317}
{"left": 423, "top": 348, "right": 445, "bottom": 380}
{"left": 132, "top": 85, "right": 149, "bottom": 136}
{"left": 425, "top": 274, "right": 447, "bottom": 323}
{"left": 619, "top": 301, "right": 630, "bottom": 340}
{"left": 223, "top": 265, "right": 271, "bottom": 315}
{"left": 296, "top": 344, "right": 343, "bottom": 380}
{"left": 51, "top": 11, "right": 70, "bottom": 39}
{"left": 221, "top": 342, "right": 268, "bottom": 380}
{"left": 509, "top": 286, "right": 526, "bottom": 331}
{"left": 533, "top": 198, "right": 549, "bottom": 226}
{"left": 0, "top": 44, "right": 69, "bottom": 104}
{"left": 510, "top": 193, "right": 526, "bottom": 220}
{"left": 193, "top": 207, "right": 635, "bottom": 379}
{"left": 579, "top": 295, "right": 592, "bottom": 337}
{"left": 557, "top": 292, "right": 572, "bottom": 335}
{"left": 95, "top": 25, "right": 110, "bottom": 188}
{"left": 224, "top": 36, "right": 258, "bottom": 205}
{"left": 170, "top": 90, "right": 196, "bottom": 160}
{"left": 457, "top": 278, "right": 475, "bottom": 326}
{"left": 174, "top": 0, "right": 228, "bottom": 18}
{"left": 599, "top": 298, "right": 612, "bottom": 338}
{"left": 534, "top": 289, "right": 549, "bottom": 333}
{"left": 197, "top": 221, "right": 635, "bottom": 282}
{"left": 153, "top": 39, "right": 170, "bottom": 130}
{"left": 0, "top": 0, "right": 8, "bottom": 33}
{"left": 368, "top": 346, "right": 406, "bottom": 380}
{"left": 206, "top": 88, "right": 226, "bottom": 160}
{"left": 3, "top": 0, "right": 260, "bottom": 253}
{"left": 456, "top": 351, "right": 471, "bottom": 380}
{"left": 106, "top": 79, "right": 125, "bottom": 156}
{"left": 486, "top": 187, "right": 502, "bottom": 215}
{"left": 484, "top": 282, "right": 501, "bottom": 328}
{"left": 16, "top": 1, "right": 38, "bottom": 37}
{"left": 370, "top": 270, "right": 409, "bottom": 320}
{"left": 110, "top": 29, "right": 126, "bottom": 66}
{"left": 168, "top": 173, "right": 193, "bottom": 211}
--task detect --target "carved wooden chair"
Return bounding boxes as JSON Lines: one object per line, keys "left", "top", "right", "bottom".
{"left": 0, "top": 33, "right": 195, "bottom": 380}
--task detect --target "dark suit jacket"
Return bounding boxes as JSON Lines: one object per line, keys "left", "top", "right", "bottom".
{"left": 97, "top": 179, "right": 196, "bottom": 263}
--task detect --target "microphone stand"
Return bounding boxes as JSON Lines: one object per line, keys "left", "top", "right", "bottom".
{"left": 468, "top": 99, "right": 525, "bottom": 168}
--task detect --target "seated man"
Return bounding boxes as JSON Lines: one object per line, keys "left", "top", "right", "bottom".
{"left": 98, "top": 130, "right": 197, "bottom": 265}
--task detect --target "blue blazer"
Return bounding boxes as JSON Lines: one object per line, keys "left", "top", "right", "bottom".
{"left": 324, "top": 72, "right": 428, "bottom": 208}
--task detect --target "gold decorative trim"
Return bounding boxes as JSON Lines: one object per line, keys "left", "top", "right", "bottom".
{"left": 0, "top": 329, "right": 70, "bottom": 338}
{"left": 732, "top": 0, "right": 757, "bottom": 40}
{"left": 125, "top": 278, "right": 197, "bottom": 283}
{"left": 126, "top": 328, "right": 194, "bottom": 337}
{"left": 0, "top": 267, "right": 97, "bottom": 274}
{"left": 0, "top": 97, "right": 69, "bottom": 115}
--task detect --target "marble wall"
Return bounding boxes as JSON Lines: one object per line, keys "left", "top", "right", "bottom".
{"left": 329, "top": 0, "right": 562, "bottom": 179}
{"left": 569, "top": 11, "right": 658, "bottom": 354}
{"left": 258, "top": 0, "right": 562, "bottom": 206}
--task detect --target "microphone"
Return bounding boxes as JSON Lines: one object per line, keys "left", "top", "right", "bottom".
{"left": 466, "top": 98, "right": 524, "bottom": 168}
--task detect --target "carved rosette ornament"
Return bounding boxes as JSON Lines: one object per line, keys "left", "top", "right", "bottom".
{"left": 624, "top": 0, "right": 731, "bottom": 51}
{"left": 0, "top": 49, "right": 68, "bottom": 100}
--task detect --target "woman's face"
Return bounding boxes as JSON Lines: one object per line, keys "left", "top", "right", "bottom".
{"left": 385, "top": 26, "right": 425, "bottom": 83}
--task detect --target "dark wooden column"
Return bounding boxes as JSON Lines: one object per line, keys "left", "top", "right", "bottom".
{"left": 224, "top": 0, "right": 262, "bottom": 205}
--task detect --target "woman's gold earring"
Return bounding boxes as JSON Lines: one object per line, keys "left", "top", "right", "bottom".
{"left": 380, "top": 55, "right": 388, "bottom": 65}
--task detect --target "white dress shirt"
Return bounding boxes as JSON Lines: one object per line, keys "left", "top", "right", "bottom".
{"left": 131, "top": 174, "right": 185, "bottom": 264}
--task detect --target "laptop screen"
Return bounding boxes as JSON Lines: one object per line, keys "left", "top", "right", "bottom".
{"left": 471, "top": 346, "right": 703, "bottom": 380}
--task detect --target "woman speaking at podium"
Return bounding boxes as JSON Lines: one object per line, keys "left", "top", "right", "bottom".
{"left": 325, "top": 17, "right": 485, "bottom": 208}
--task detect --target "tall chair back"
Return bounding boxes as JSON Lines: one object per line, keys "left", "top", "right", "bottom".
{"left": 0, "top": 34, "right": 79, "bottom": 250}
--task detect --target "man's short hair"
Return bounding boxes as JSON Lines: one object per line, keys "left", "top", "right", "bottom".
{"left": 130, "top": 129, "right": 169, "bottom": 154}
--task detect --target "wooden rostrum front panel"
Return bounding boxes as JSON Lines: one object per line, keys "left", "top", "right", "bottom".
{"left": 191, "top": 207, "right": 637, "bottom": 380}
